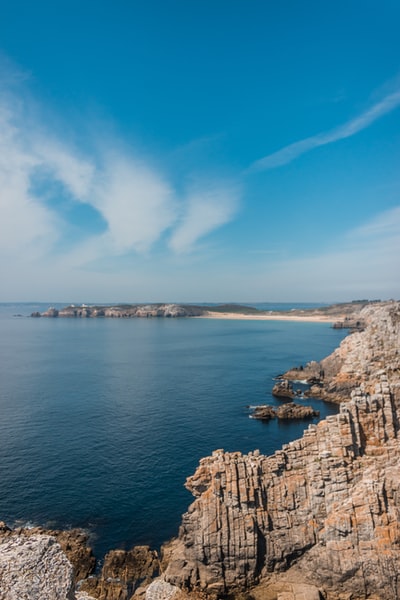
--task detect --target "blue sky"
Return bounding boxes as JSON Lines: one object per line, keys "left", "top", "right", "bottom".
{"left": 0, "top": 0, "right": 399, "bottom": 302}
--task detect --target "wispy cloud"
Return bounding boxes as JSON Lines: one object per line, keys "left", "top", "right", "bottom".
{"left": 34, "top": 139, "right": 95, "bottom": 199}
{"left": 91, "top": 154, "right": 177, "bottom": 254}
{"left": 350, "top": 205, "right": 400, "bottom": 239}
{"left": 0, "top": 76, "right": 240, "bottom": 276}
{"left": 253, "top": 205, "right": 400, "bottom": 300}
{"left": 249, "top": 89, "right": 400, "bottom": 171}
{"left": 169, "top": 184, "right": 240, "bottom": 254}
{"left": 0, "top": 103, "right": 58, "bottom": 259}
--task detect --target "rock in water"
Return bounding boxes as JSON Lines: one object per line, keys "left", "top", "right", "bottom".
{"left": 275, "top": 403, "right": 319, "bottom": 419}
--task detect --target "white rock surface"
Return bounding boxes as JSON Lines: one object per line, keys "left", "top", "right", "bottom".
{"left": 0, "top": 533, "right": 74, "bottom": 600}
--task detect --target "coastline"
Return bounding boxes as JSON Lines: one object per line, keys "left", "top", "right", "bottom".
{"left": 196, "top": 310, "right": 338, "bottom": 322}
{"left": 2, "top": 300, "right": 399, "bottom": 600}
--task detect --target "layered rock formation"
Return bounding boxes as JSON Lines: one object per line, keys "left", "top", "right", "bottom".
{"left": 3, "top": 301, "right": 400, "bottom": 600}
{"left": 163, "top": 301, "right": 400, "bottom": 599}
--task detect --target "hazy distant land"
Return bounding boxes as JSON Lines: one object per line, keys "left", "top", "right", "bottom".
{"left": 31, "top": 300, "right": 379, "bottom": 325}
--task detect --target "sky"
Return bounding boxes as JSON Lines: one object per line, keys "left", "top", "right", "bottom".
{"left": 0, "top": 0, "right": 399, "bottom": 303}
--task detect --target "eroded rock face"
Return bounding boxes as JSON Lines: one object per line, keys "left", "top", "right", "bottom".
{"left": 34, "top": 304, "right": 205, "bottom": 319}
{"left": 3, "top": 301, "right": 400, "bottom": 600}
{"left": 0, "top": 526, "right": 96, "bottom": 584}
{"left": 164, "top": 302, "right": 400, "bottom": 599}
{"left": 79, "top": 545, "right": 159, "bottom": 600}
{"left": 0, "top": 533, "right": 75, "bottom": 600}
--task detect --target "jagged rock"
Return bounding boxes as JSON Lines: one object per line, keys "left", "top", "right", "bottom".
{"left": 0, "top": 533, "right": 74, "bottom": 600}
{"left": 272, "top": 380, "right": 295, "bottom": 399}
{"left": 275, "top": 403, "right": 319, "bottom": 419}
{"left": 145, "top": 579, "right": 179, "bottom": 600}
{"left": 79, "top": 545, "right": 159, "bottom": 600}
{"left": 49, "top": 528, "right": 96, "bottom": 582}
{"left": 0, "top": 526, "right": 96, "bottom": 583}
{"left": 251, "top": 404, "right": 319, "bottom": 421}
{"left": 251, "top": 405, "right": 276, "bottom": 420}
{"left": 0, "top": 521, "right": 11, "bottom": 533}
{"left": 42, "top": 307, "right": 59, "bottom": 317}
{"left": 164, "top": 301, "right": 400, "bottom": 599}
{"left": 5, "top": 301, "right": 400, "bottom": 600}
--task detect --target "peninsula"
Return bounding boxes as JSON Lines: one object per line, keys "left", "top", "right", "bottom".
{"left": 3, "top": 300, "right": 400, "bottom": 600}
{"left": 31, "top": 300, "right": 375, "bottom": 325}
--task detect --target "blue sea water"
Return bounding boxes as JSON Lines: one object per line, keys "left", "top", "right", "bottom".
{"left": 0, "top": 303, "right": 347, "bottom": 558}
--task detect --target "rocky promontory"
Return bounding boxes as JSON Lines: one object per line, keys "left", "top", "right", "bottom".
{"left": 30, "top": 300, "right": 377, "bottom": 321}
{"left": 161, "top": 300, "right": 400, "bottom": 599}
{"left": 3, "top": 300, "right": 400, "bottom": 599}
{"left": 31, "top": 303, "right": 206, "bottom": 319}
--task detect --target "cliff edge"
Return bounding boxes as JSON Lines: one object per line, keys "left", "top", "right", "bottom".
{"left": 2, "top": 301, "right": 399, "bottom": 600}
{"left": 162, "top": 301, "right": 400, "bottom": 599}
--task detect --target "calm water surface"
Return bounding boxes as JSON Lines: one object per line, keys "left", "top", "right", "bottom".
{"left": 0, "top": 303, "right": 347, "bottom": 557}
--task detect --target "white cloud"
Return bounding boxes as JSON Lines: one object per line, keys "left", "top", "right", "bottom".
{"left": 91, "top": 155, "right": 177, "bottom": 254}
{"left": 169, "top": 185, "right": 239, "bottom": 253}
{"left": 0, "top": 76, "right": 240, "bottom": 294}
{"left": 250, "top": 89, "right": 400, "bottom": 171}
{"left": 0, "top": 103, "right": 58, "bottom": 259}
{"left": 34, "top": 139, "right": 95, "bottom": 199}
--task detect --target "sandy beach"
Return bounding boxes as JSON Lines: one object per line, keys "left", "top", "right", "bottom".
{"left": 196, "top": 311, "right": 339, "bottom": 322}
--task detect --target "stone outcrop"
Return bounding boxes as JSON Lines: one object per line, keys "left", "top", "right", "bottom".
{"left": 79, "top": 545, "right": 159, "bottom": 600}
{"left": 4, "top": 300, "right": 400, "bottom": 600}
{"left": 0, "top": 532, "right": 75, "bottom": 600}
{"left": 251, "top": 403, "right": 319, "bottom": 420}
{"left": 0, "top": 525, "right": 96, "bottom": 584}
{"left": 0, "top": 524, "right": 159, "bottom": 600}
{"left": 32, "top": 304, "right": 206, "bottom": 319}
{"left": 163, "top": 301, "right": 400, "bottom": 599}
{"left": 272, "top": 380, "right": 296, "bottom": 399}
{"left": 275, "top": 403, "right": 319, "bottom": 420}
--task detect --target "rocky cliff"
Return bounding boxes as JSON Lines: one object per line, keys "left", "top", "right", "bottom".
{"left": 31, "top": 303, "right": 205, "bottom": 318}
{"left": 2, "top": 301, "right": 399, "bottom": 600}
{"left": 162, "top": 301, "right": 400, "bottom": 599}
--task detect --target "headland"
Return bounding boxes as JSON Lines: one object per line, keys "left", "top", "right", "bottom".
{"left": 31, "top": 299, "right": 375, "bottom": 325}
{"left": 2, "top": 299, "right": 400, "bottom": 600}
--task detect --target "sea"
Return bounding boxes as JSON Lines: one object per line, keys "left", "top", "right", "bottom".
{"left": 0, "top": 302, "right": 348, "bottom": 559}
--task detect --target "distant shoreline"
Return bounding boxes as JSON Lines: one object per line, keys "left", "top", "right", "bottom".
{"left": 30, "top": 300, "right": 376, "bottom": 323}
{"left": 195, "top": 311, "right": 337, "bottom": 322}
